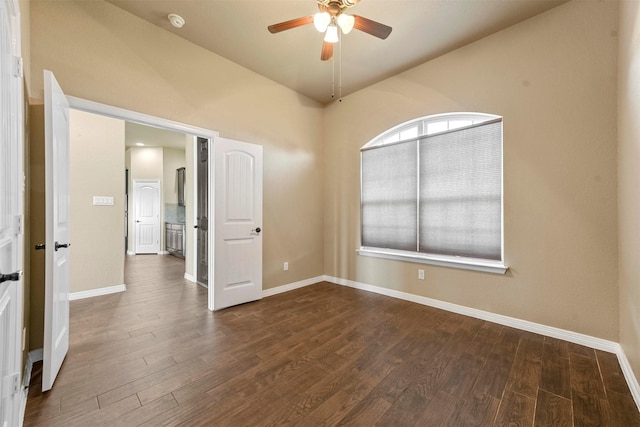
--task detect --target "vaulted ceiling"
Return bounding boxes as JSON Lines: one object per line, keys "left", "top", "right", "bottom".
{"left": 105, "top": 0, "right": 568, "bottom": 104}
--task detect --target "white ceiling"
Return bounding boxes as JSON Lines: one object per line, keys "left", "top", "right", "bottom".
{"left": 105, "top": 0, "right": 568, "bottom": 105}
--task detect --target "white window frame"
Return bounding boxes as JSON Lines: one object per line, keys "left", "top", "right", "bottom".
{"left": 358, "top": 112, "right": 507, "bottom": 275}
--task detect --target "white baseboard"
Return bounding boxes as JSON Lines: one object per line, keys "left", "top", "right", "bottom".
{"left": 126, "top": 250, "right": 135, "bottom": 255}
{"left": 69, "top": 284, "right": 126, "bottom": 301}
{"left": 159, "top": 251, "right": 169, "bottom": 255}
{"left": 184, "top": 273, "right": 196, "bottom": 283}
{"left": 322, "top": 274, "right": 640, "bottom": 410}
{"left": 617, "top": 348, "right": 640, "bottom": 409}
{"left": 262, "top": 276, "right": 324, "bottom": 298}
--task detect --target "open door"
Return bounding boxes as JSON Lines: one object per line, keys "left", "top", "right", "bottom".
{"left": 0, "top": 0, "right": 24, "bottom": 421}
{"left": 42, "top": 70, "right": 71, "bottom": 392}
{"left": 210, "top": 138, "right": 263, "bottom": 311}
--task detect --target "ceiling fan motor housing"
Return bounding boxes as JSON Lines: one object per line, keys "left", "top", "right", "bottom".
{"left": 317, "top": 0, "right": 361, "bottom": 9}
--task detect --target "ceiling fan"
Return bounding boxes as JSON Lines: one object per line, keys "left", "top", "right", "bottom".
{"left": 268, "top": 0, "right": 392, "bottom": 61}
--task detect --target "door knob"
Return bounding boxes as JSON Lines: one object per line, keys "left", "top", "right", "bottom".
{"left": 252, "top": 227, "right": 261, "bottom": 234}
{"left": 0, "top": 271, "right": 22, "bottom": 283}
{"left": 35, "top": 243, "right": 45, "bottom": 250}
{"left": 55, "top": 242, "right": 71, "bottom": 251}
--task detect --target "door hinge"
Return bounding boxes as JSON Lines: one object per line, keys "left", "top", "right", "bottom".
{"left": 2, "top": 373, "right": 20, "bottom": 396}
{"left": 13, "top": 56, "right": 23, "bottom": 78}
{"left": 13, "top": 215, "right": 22, "bottom": 235}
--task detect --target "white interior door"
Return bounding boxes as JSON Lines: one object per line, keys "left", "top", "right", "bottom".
{"left": 211, "top": 138, "right": 263, "bottom": 311}
{"left": 43, "top": 70, "right": 71, "bottom": 392}
{"left": 133, "top": 181, "right": 160, "bottom": 254}
{"left": 0, "top": 0, "right": 24, "bottom": 421}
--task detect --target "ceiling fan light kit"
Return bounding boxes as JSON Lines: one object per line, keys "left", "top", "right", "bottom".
{"left": 336, "top": 14, "right": 355, "bottom": 34}
{"left": 324, "top": 24, "right": 339, "bottom": 43}
{"left": 268, "top": 0, "right": 392, "bottom": 61}
{"left": 314, "top": 11, "right": 331, "bottom": 32}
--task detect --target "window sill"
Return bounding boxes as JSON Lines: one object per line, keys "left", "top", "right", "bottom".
{"left": 357, "top": 247, "right": 508, "bottom": 275}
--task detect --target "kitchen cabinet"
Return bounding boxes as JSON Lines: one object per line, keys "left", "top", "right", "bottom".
{"left": 165, "top": 222, "right": 185, "bottom": 258}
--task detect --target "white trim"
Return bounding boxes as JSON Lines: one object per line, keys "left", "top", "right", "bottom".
{"left": 184, "top": 272, "right": 196, "bottom": 283}
{"left": 68, "top": 284, "right": 126, "bottom": 301}
{"left": 357, "top": 248, "right": 507, "bottom": 275}
{"left": 126, "top": 250, "right": 135, "bottom": 255}
{"left": 262, "top": 276, "right": 324, "bottom": 298}
{"left": 617, "top": 349, "right": 640, "bottom": 410}
{"left": 67, "top": 96, "right": 220, "bottom": 139}
{"left": 159, "top": 251, "right": 169, "bottom": 255}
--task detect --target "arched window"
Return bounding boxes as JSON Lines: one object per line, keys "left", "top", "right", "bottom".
{"left": 359, "top": 113, "right": 506, "bottom": 274}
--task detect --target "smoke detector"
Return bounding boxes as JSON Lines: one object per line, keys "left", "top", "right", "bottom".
{"left": 168, "top": 13, "right": 185, "bottom": 28}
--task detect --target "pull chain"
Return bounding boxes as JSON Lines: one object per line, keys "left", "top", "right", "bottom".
{"left": 338, "top": 31, "right": 342, "bottom": 102}
{"left": 331, "top": 52, "right": 335, "bottom": 100}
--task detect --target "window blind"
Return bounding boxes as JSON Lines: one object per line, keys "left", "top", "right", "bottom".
{"left": 361, "top": 141, "right": 417, "bottom": 251}
{"left": 361, "top": 118, "right": 502, "bottom": 261}
{"left": 419, "top": 120, "right": 502, "bottom": 260}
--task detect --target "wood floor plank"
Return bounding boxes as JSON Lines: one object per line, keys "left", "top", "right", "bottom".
{"left": 494, "top": 390, "right": 535, "bottom": 427}
{"left": 596, "top": 349, "right": 633, "bottom": 396}
{"left": 571, "top": 352, "right": 611, "bottom": 426}
{"left": 375, "top": 389, "right": 429, "bottom": 426}
{"left": 413, "top": 389, "right": 462, "bottom": 426}
{"left": 23, "top": 255, "right": 640, "bottom": 426}
{"left": 540, "top": 342, "right": 572, "bottom": 399}
{"left": 534, "top": 389, "right": 573, "bottom": 427}
{"left": 447, "top": 392, "right": 500, "bottom": 426}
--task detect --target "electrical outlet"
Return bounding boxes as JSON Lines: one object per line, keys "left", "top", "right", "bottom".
{"left": 284, "top": 262, "right": 289, "bottom": 271}
{"left": 418, "top": 269, "right": 425, "bottom": 280}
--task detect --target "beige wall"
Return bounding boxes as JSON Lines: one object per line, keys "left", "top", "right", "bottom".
{"left": 618, "top": 0, "right": 640, "bottom": 391}
{"left": 30, "top": 0, "right": 325, "bottom": 290}
{"left": 69, "top": 109, "right": 125, "bottom": 293}
{"left": 324, "top": 0, "right": 619, "bottom": 341}
{"left": 28, "top": 104, "right": 44, "bottom": 350}
{"left": 130, "top": 147, "right": 163, "bottom": 181}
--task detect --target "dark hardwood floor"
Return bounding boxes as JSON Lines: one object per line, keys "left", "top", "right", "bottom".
{"left": 24, "top": 255, "right": 640, "bottom": 426}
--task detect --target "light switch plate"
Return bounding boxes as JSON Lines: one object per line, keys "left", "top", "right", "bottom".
{"left": 93, "top": 196, "right": 114, "bottom": 206}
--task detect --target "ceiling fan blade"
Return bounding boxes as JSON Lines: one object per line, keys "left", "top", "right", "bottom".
{"left": 268, "top": 16, "right": 314, "bottom": 34}
{"left": 353, "top": 15, "right": 392, "bottom": 39}
{"left": 321, "top": 41, "right": 334, "bottom": 61}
